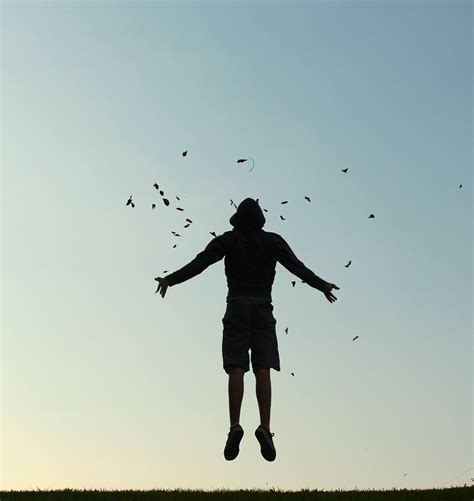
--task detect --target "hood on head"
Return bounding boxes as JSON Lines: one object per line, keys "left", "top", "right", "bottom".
{"left": 229, "top": 198, "right": 266, "bottom": 230}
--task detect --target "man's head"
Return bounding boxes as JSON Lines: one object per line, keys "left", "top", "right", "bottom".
{"left": 229, "top": 198, "right": 266, "bottom": 230}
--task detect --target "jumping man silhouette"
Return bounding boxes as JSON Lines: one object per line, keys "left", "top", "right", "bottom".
{"left": 155, "top": 198, "right": 339, "bottom": 462}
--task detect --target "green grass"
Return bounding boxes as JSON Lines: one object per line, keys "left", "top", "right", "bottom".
{"left": 0, "top": 487, "right": 472, "bottom": 501}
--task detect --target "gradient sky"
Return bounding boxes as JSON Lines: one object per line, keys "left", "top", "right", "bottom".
{"left": 1, "top": 0, "right": 472, "bottom": 492}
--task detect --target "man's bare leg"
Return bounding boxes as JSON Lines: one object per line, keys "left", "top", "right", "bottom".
{"left": 255, "top": 368, "right": 271, "bottom": 428}
{"left": 228, "top": 367, "right": 245, "bottom": 427}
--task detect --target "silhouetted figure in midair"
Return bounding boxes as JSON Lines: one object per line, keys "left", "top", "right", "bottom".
{"left": 126, "top": 195, "right": 135, "bottom": 208}
{"left": 154, "top": 198, "right": 339, "bottom": 462}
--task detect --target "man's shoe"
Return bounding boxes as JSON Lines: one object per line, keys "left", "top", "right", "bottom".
{"left": 224, "top": 424, "right": 244, "bottom": 460}
{"left": 255, "top": 424, "right": 276, "bottom": 461}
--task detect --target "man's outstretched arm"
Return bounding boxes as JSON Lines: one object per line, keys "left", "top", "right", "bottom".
{"left": 155, "top": 236, "right": 226, "bottom": 298}
{"left": 273, "top": 234, "right": 339, "bottom": 303}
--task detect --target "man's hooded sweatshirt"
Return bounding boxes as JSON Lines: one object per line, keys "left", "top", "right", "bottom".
{"left": 165, "top": 198, "right": 328, "bottom": 302}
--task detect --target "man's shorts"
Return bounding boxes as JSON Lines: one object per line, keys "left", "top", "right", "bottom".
{"left": 222, "top": 297, "right": 281, "bottom": 374}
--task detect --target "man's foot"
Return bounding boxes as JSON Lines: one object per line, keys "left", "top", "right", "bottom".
{"left": 224, "top": 424, "right": 244, "bottom": 461}
{"left": 255, "top": 424, "right": 276, "bottom": 461}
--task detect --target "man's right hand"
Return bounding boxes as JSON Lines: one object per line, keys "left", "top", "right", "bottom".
{"left": 321, "top": 282, "right": 339, "bottom": 303}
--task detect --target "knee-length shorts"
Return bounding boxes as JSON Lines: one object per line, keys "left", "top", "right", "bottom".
{"left": 222, "top": 298, "right": 281, "bottom": 374}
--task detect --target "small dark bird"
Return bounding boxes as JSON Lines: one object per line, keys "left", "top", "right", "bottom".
{"left": 291, "top": 281, "right": 296, "bottom": 287}
{"left": 152, "top": 203, "right": 156, "bottom": 210}
{"left": 153, "top": 183, "right": 159, "bottom": 190}
{"left": 368, "top": 213, "right": 375, "bottom": 219}
{"left": 459, "top": 184, "right": 463, "bottom": 189}
{"left": 126, "top": 195, "right": 133, "bottom": 207}
{"left": 162, "top": 198, "right": 170, "bottom": 206}
{"left": 342, "top": 168, "right": 348, "bottom": 173}
{"left": 304, "top": 196, "right": 311, "bottom": 202}
{"left": 184, "top": 224, "right": 190, "bottom": 228}
{"left": 281, "top": 201, "right": 288, "bottom": 204}
{"left": 173, "top": 244, "right": 177, "bottom": 248}
{"left": 176, "top": 207, "right": 184, "bottom": 211}
{"left": 159, "top": 190, "right": 164, "bottom": 196}
{"left": 210, "top": 231, "right": 217, "bottom": 237}
{"left": 291, "top": 372, "right": 294, "bottom": 377}
{"left": 280, "top": 215, "right": 286, "bottom": 220}
{"left": 353, "top": 335, "right": 359, "bottom": 342}
{"left": 182, "top": 150, "right": 187, "bottom": 157}
{"left": 176, "top": 196, "right": 180, "bottom": 201}
{"left": 185, "top": 218, "right": 193, "bottom": 223}
{"left": 285, "top": 327, "right": 288, "bottom": 335}
{"left": 236, "top": 157, "right": 255, "bottom": 171}
{"left": 263, "top": 208, "right": 268, "bottom": 213}
{"left": 345, "top": 260, "right": 351, "bottom": 268}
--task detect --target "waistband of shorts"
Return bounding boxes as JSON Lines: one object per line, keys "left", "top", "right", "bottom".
{"left": 226, "top": 296, "right": 272, "bottom": 304}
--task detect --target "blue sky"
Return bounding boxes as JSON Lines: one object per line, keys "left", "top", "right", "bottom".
{"left": 1, "top": 0, "right": 472, "bottom": 491}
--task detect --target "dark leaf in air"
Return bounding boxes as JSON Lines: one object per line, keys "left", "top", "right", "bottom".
{"left": 131, "top": 202, "right": 135, "bottom": 208}
{"left": 153, "top": 183, "right": 159, "bottom": 190}
{"left": 163, "top": 270, "right": 168, "bottom": 273}
{"left": 291, "top": 372, "right": 294, "bottom": 377}
{"left": 352, "top": 335, "right": 359, "bottom": 342}
{"left": 152, "top": 204, "right": 156, "bottom": 210}
{"left": 459, "top": 184, "right": 463, "bottom": 189}
{"left": 281, "top": 201, "right": 288, "bottom": 204}
{"left": 291, "top": 281, "right": 296, "bottom": 287}
{"left": 263, "top": 208, "right": 268, "bottom": 213}
{"left": 342, "top": 168, "right": 348, "bottom": 173}
{"left": 184, "top": 224, "right": 190, "bottom": 228}
{"left": 185, "top": 218, "right": 193, "bottom": 223}
{"left": 345, "top": 260, "right": 351, "bottom": 268}
{"left": 368, "top": 213, "right": 375, "bottom": 219}
{"left": 176, "top": 196, "right": 180, "bottom": 200}
{"left": 160, "top": 190, "right": 164, "bottom": 196}
{"left": 304, "top": 196, "right": 311, "bottom": 202}
{"left": 163, "top": 198, "right": 170, "bottom": 206}
{"left": 176, "top": 207, "right": 184, "bottom": 211}
{"left": 182, "top": 150, "right": 187, "bottom": 157}
{"left": 126, "top": 195, "right": 133, "bottom": 206}
{"left": 173, "top": 244, "right": 177, "bottom": 248}
{"left": 210, "top": 231, "right": 217, "bottom": 237}
{"left": 280, "top": 215, "right": 286, "bottom": 220}
{"left": 285, "top": 327, "right": 288, "bottom": 335}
